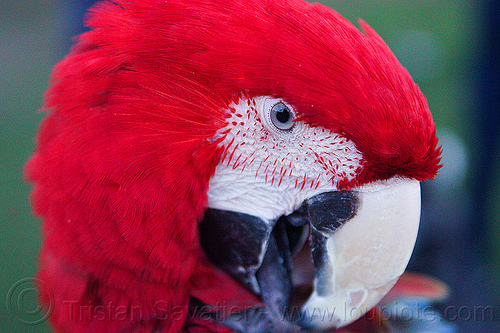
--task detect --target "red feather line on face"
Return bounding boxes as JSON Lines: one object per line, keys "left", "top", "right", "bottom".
{"left": 26, "top": 0, "right": 441, "bottom": 332}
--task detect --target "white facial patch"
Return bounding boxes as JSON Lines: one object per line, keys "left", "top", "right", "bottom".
{"left": 207, "top": 96, "right": 363, "bottom": 221}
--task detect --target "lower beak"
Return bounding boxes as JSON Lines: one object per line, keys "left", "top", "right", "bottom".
{"left": 300, "top": 178, "right": 421, "bottom": 329}
{"left": 199, "top": 178, "right": 421, "bottom": 330}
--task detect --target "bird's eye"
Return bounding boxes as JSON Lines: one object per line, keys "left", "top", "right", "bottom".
{"left": 270, "top": 102, "right": 294, "bottom": 131}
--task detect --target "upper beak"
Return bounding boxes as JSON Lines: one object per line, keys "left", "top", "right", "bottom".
{"left": 300, "top": 178, "right": 421, "bottom": 329}
{"left": 199, "top": 178, "right": 421, "bottom": 331}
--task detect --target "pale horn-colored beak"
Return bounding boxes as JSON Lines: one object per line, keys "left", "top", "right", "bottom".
{"left": 300, "top": 178, "right": 421, "bottom": 330}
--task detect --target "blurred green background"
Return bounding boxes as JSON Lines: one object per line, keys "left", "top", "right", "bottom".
{"left": 0, "top": 1, "right": 498, "bottom": 332}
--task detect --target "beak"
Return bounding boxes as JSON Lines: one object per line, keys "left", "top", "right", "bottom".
{"left": 199, "top": 209, "right": 294, "bottom": 315}
{"left": 300, "top": 178, "right": 421, "bottom": 329}
{"left": 199, "top": 178, "right": 421, "bottom": 330}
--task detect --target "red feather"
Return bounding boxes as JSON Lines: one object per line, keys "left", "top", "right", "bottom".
{"left": 26, "top": 0, "right": 441, "bottom": 332}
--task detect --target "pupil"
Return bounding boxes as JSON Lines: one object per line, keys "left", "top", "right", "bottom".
{"left": 276, "top": 107, "right": 290, "bottom": 123}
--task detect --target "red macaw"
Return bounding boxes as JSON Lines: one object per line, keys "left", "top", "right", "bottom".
{"left": 26, "top": 0, "right": 441, "bottom": 332}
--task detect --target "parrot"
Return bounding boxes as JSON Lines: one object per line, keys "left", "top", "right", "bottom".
{"left": 26, "top": 0, "right": 442, "bottom": 332}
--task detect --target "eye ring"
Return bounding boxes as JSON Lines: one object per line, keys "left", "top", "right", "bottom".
{"left": 270, "top": 102, "right": 294, "bottom": 131}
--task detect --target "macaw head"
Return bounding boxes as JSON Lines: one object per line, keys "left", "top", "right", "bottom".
{"left": 190, "top": 0, "right": 440, "bottom": 329}
{"left": 32, "top": 0, "right": 441, "bottom": 330}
